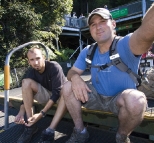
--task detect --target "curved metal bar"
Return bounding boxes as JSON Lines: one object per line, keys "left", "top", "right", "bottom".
{"left": 5, "top": 41, "right": 49, "bottom": 65}
{"left": 4, "top": 41, "right": 49, "bottom": 129}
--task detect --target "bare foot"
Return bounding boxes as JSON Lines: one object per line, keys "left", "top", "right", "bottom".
{"left": 14, "top": 104, "right": 25, "bottom": 124}
{"left": 14, "top": 114, "right": 25, "bottom": 124}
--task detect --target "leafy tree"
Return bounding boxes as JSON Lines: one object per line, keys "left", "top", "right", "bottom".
{"left": 0, "top": 0, "right": 73, "bottom": 70}
{"left": 0, "top": 2, "right": 41, "bottom": 69}
{"left": 2, "top": 2, "right": 41, "bottom": 45}
{"left": 27, "top": 0, "right": 73, "bottom": 39}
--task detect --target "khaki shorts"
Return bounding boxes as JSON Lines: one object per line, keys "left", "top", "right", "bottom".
{"left": 82, "top": 82, "right": 147, "bottom": 115}
{"left": 82, "top": 82, "right": 119, "bottom": 115}
{"left": 34, "top": 83, "right": 52, "bottom": 104}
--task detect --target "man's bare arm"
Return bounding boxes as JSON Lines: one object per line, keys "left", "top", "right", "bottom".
{"left": 67, "top": 66, "right": 84, "bottom": 81}
{"left": 130, "top": 3, "right": 154, "bottom": 55}
{"left": 41, "top": 99, "right": 54, "bottom": 113}
{"left": 25, "top": 99, "right": 55, "bottom": 126}
{"left": 67, "top": 66, "right": 91, "bottom": 103}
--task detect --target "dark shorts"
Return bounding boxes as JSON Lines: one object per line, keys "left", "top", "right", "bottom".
{"left": 82, "top": 82, "right": 119, "bottom": 115}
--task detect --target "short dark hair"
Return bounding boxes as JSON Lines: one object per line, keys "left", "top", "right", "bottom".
{"left": 27, "top": 45, "right": 44, "bottom": 58}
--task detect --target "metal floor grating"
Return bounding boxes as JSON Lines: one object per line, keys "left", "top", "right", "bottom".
{"left": 0, "top": 104, "right": 153, "bottom": 143}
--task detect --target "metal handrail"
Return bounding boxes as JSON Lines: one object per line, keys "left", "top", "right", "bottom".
{"left": 69, "top": 46, "right": 80, "bottom": 60}
{"left": 63, "top": 1, "right": 154, "bottom": 28}
{"left": 4, "top": 41, "right": 49, "bottom": 129}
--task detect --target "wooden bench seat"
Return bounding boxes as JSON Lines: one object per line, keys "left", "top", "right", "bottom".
{"left": 1, "top": 94, "right": 154, "bottom": 136}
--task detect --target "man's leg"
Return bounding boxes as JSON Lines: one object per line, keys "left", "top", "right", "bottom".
{"left": 22, "top": 78, "right": 39, "bottom": 119}
{"left": 49, "top": 96, "right": 67, "bottom": 129}
{"left": 63, "top": 81, "right": 84, "bottom": 130}
{"left": 116, "top": 89, "right": 147, "bottom": 143}
{"left": 38, "top": 96, "right": 67, "bottom": 143}
{"left": 17, "top": 78, "right": 39, "bottom": 143}
{"left": 15, "top": 78, "right": 38, "bottom": 124}
{"left": 62, "top": 81, "right": 89, "bottom": 143}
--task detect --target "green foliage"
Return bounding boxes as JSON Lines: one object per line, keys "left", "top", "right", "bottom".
{"left": 28, "top": 0, "right": 73, "bottom": 38}
{"left": 45, "top": 44, "right": 60, "bottom": 61}
{"left": 0, "top": 0, "right": 73, "bottom": 70}
{"left": 49, "top": 47, "right": 74, "bottom": 62}
{"left": 2, "top": 2, "right": 41, "bottom": 44}
{"left": 0, "top": 2, "right": 41, "bottom": 70}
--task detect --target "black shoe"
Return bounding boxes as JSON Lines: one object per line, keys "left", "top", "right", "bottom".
{"left": 38, "top": 129, "right": 54, "bottom": 143}
{"left": 66, "top": 127, "right": 89, "bottom": 143}
{"left": 17, "top": 125, "right": 38, "bottom": 143}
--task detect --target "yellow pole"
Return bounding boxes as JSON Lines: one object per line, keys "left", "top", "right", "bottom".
{"left": 4, "top": 65, "right": 10, "bottom": 90}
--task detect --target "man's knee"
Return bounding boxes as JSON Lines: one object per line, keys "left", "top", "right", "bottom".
{"left": 118, "top": 89, "right": 147, "bottom": 114}
{"left": 61, "top": 81, "right": 73, "bottom": 99}
{"left": 22, "top": 78, "right": 36, "bottom": 89}
{"left": 132, "top": 91, "right": 147, "bottom": 114}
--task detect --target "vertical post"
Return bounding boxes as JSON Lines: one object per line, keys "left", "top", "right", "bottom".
{"left": 4, "top": 65, "right": 10, "bottom": 129}
{"left": 87, "top": 0, "right": 89, "bottom": 15}
{"left": 79, "top": 31, "right": 82, "bottom": 52}
{"left": 142, "top": 0, "right": 146, "bottom": 17}
{"left": 56, "top": 38, "right": 59, "bottom": 51}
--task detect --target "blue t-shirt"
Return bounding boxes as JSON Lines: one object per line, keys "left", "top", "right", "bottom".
{"left": 74, "top": 34, "right": 141, "bottom": 96}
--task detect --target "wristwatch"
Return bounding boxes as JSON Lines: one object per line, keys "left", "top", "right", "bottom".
{"left": 40, "top": 110, "right": 46, "bottom": 117}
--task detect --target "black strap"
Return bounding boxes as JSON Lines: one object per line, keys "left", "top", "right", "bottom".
{"left": 109, "top": 36, "right": 122, "bottom": 56}
{"left": 90, "top": 63, "right": 112, "bottom": 71}
{"left": 109, "top": 36, "right": 140, "bottom": 86}
{"left": 87, "top": 42, "right": 98, "bottom": 62}
{"left": 86, "top": 37, "right": 121, "bottom": 70}
{"left": 86, "top": 36, "right": 140, "bottom": 86}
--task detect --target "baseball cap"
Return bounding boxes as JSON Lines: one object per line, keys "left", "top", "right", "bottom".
{"left": 87, "top": 8, "right": 113, "bottom": 25}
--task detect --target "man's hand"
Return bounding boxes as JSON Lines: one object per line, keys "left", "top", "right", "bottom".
{"left": 71, "top": 74, "right": 91, "bottom": 103}
{"left": 25, "top": 113, "right": 42, "bottom": 127}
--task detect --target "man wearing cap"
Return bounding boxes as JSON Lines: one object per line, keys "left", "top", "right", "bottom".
{"left": 61, "top": 5, "right": 154, "bottom": 143}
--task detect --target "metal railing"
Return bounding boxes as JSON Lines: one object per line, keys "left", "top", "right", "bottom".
{"left": 64, "top": 16, "right": 88, "bottom": 28}
{"left": 63, "top": 1, "right": 153, "bottom": 28}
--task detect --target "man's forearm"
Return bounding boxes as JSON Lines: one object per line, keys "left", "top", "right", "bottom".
{"left": 142, "top": 3, "right": 154, "bottom": 41}
{"left": 41, "top": 99, "right": 54, "bottom": 113}
{"left": 67, "top": 69, "right": 80, "bottom": 81}
{"left": 130, "top": 3, "right": 154, "bottom": 55}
